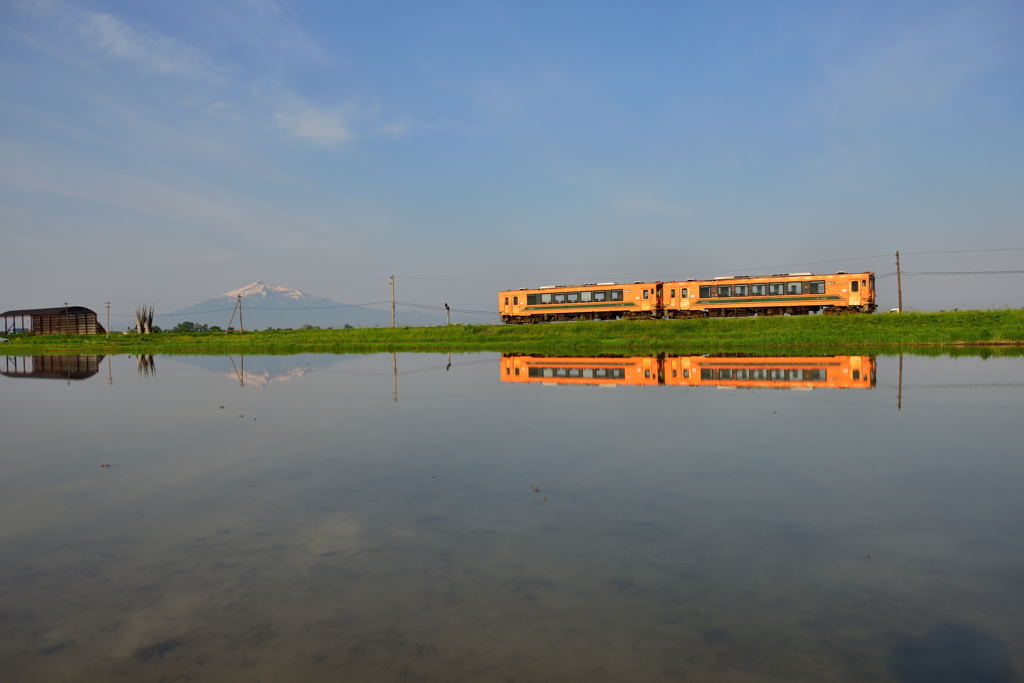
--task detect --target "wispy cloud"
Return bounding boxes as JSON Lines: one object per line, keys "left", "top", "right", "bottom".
{"left": 79, "top": 12, "right": 221, "bottom": 82}
{"left": 613, "top": 194, "right": 692, "bottom": 219}
{"left": 273, "top": 101, "right": 356, "bottom": 148}
{"left": 821, "top": 5, "right": 1011, "bottom": 122}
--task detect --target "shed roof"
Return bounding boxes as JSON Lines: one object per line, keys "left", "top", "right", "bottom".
{"left": 1, "top": 306, "right": 97, "bottom": 317}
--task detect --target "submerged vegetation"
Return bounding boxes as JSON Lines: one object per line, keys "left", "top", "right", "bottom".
{"left": 3, "top": 309, "right": 1023, "bottom": 357}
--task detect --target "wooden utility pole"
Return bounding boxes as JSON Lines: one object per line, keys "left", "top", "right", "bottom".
{"left": 238, "top": 294, "right": 244, "bottom": 332}
{"left": 390, "top": 275, "right": 396, "bottom": 329}
{"left": 105, "top": 301, "right": 110, "bottom": 338}
{"left": 895, "top": 250, "right": 904, "bottom": 313}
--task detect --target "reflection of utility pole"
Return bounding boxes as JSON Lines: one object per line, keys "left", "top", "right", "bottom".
{"left": 895, "top": 250, "right": 903, "bottom": 313}
{"left": 898, "top": 353, "right": 904, "bottom": 411}
{"left": 392, "top": 352, "right": 398, "bottom": 402}
{"left": 228, "top": 355, "right": 245, "bottom": 387}
{"left": 107, "top": 355, "right": 112, "bottom": 385}
{"left": 390, "top": 275, "right": 396, "bottom": 329}
{"left": 447, "top": 352, "right": 452, "bottom": 371}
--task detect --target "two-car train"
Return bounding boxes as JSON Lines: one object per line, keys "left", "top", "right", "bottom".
{"left": 498, "top": 271, "right": 876, "bottom": 323}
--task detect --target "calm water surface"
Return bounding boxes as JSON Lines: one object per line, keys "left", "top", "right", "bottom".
{"left": 1, "top": 352, "right": 1022, "bottom": 682}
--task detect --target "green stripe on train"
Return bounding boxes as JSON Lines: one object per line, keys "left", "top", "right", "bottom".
{"left": 524, "top": 302, "right": 634, "bottom": 310}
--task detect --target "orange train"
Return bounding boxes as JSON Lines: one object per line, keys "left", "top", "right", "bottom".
{"left": 500, "top": 355, "right": 876, "bottom": 390}
{"left": 498, "top": 271, "right": 875, "bottom": 323}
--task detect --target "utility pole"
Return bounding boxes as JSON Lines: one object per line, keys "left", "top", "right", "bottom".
{"left": 895, "top": 250, "right": 903, "bottom": 313}
{"left": 64, "top": 301, "right": 69, "bottom": 335}
{"left": 390, "top": 275, "right": 396, "bottom": 329}
{"left": 445, "top": 302, "right": 451, "bottom": 326}
{"left": 238, "top": 294, "right": 244, "bottom": 332}
{"left": 105, "top": 301, "right": 110, "bottom": 338}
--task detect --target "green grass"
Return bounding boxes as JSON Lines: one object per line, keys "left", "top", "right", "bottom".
{"left": 3, "top": 309, "right": 1023, "bottom": 357}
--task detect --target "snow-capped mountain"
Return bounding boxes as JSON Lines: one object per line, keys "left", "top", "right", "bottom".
{"left": 160, "top": 281, "right": 443, "bottom": 330}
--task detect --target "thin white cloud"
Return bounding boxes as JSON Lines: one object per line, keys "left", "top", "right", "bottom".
{"left": 376, "top": 120, "right": 412, "bottom": 138}
{"left": 822, "top": 5, "right": 1010, "bottom": 122}
{"left": 613, "top": 194, "right": 692, "bottom": 219}
{"left": 274, "top": 101, "right": 356, "bottom": 148}
{"left": 79, "top": 12, "right": 221, "bottom": 82}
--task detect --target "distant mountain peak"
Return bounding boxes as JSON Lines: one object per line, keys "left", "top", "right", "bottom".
{"left": 221, "top": 281, "right": 307, "bottom": 301}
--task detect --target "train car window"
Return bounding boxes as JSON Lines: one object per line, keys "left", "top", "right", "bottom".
{"left": 567, "top": 292, "right": 579, "bottom": 303}
{"left": 700, "top": 368, "right": 713, "bottom": 380}
{"left": 750, "top": 368, "right": 766, "bottom": 380}
{"left": 595, "top": 368, "right": 608, "bottom": 378}
{"left": 543, "top": 368, "right": 554, "bottom": 378}
{"left": 751, "top": 284, "right": 766, "bottom": 296}
{"left": 768, "top": 283, "right": 784, "bottom": 295}
{"left": 611, "top": 290, "right": 623, "bottom": 301}
{"left": 700, "top": 285, "right": 712, "bottom": 297}
{"left": 580, "top": 291, "right": 592, "bottom": 302}
{"left": 643, "top": 289, "right": 649, "bottom": 299}
{"left": 681, "top": 288, "right": 688, "bottom": 298}
{"left": 514, "top": 368, "right": 520, "bottom": 376}
{"left": 734, "top": 284, "right": 748, "bottom": 296}
{"left": 541, "top": 293, "right": 552, "bottom": 304}
{"left": 582, "top": 368, "right": 594, "bottom": 378}
{"left": 786, "top": 282, "right": 801, "bottom": 295}
{"left": 806, "top": 281, "right": 825, "bottom": 294}
{"left": 504, "top": 297, "right": 509, "bottom": 305}
{"left": 594, "top": 291, "right": 606, "bottom": 301}
{"left": 513, "top": 296, "right": 519, "bottom": 305}
{"left": 716, "top": 285, "right": 731, "bottom": 297}
{"left": 682, "top": 369, "right": 689, "bottom": 378}
{"left": 719, "top": 369, "right": 732, "bottom": 380}
{"left": 553, "top": 293, "right": 566, "bottom": 303}
{"left": 670, "top": 289, "right": 675, "bottom": 298}
{"left": 851, "top": 281, "right": 859, "bottom": 292}
{"left": 734, "top": 369, "right": 749, "bottom": 380}
{"left": 527, "top": 294, "right": 538, "bottom": 305}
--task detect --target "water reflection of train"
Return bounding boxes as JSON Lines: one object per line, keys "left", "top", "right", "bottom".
{"left": 500, "top": 355, "right": 875, "bottom": 390}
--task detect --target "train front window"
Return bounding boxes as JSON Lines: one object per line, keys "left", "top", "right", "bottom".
{"left": 681, "top": 288, "right": 688, "bottom": 298}
{"left": 670, "top": 289, "right": 675, "bottom": 298}
{"left": 513, "top": 296, "right": 518, "bottom": 305}
{"left": 751, "top": 284, "right": 766, "bottom": 296}
{"left": 580, "top": 291, "right": 592, "bottom": 302}
{"left": 504, "top": 297, "right": 508, "bottom": 305}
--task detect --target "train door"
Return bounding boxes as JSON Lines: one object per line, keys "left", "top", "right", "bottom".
{"left": 655, "top": 283, "right": 664, "bottom": 316}
{"left": 502, "top": 295, "right": 511, "bottom": 316}
{"left": 849, "top": 278, "right": 861, "bottom": 306}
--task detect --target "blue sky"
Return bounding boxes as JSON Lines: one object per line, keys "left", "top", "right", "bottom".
{"left": 2, "top": 0, "right": 1022, "bottom": 320}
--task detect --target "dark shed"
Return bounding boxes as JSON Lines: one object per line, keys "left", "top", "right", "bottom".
{"left": 1, "top": 306, "right": 106, "bottom": 335}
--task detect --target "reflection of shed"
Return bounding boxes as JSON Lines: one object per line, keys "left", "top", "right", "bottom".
{"left": 2, "top": 355, "right": 105, "bottom": 380}
{"left": 1, "top": 307, "right": 105, "bottom": 335}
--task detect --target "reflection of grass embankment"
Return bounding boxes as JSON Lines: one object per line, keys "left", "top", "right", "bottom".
{"left": 4, "top": 309, "right": 1024, "bottom": 357}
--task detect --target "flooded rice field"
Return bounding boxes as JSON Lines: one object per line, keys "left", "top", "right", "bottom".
{"left": 1, "top": 352, "right": 1022, "bottom": 682}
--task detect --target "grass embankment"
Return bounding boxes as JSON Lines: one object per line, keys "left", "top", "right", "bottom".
{"left": 4, "top": 309, "right": 1023, "bottom": 357}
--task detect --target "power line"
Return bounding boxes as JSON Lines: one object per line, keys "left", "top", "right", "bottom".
{"left": 903, "top": 270, "right": 1024, "bottom": 276}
